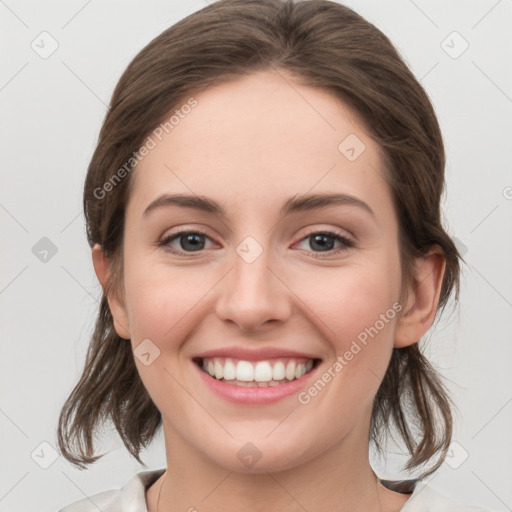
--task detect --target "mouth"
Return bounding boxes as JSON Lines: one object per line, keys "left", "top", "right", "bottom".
{"left": 193, "top": 356, "right": 321, "bottom": 387}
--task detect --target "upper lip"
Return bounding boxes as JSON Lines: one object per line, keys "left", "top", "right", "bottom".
{"left": 193, "top": 346, "right": 321, "bottom": 361}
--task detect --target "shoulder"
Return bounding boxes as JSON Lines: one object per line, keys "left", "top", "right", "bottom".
{"left": 58, "top": 489, "right": 121, "bottom": 512}
{"left": 57, "top": 468, "right": 165, "bottom": 512}
{"left": 58, "top": 489, "right": 122, "bottom": 512}
{"left": 400, "top": 479, "right": 493, "bottom": 512}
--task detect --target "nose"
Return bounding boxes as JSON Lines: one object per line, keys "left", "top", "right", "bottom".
{"left": 215, "top": 243, "right": 292, "bottom": 332}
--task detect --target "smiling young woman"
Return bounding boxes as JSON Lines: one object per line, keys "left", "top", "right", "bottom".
{"left": 56, "top": 1, "right": 490, "bottom": 511}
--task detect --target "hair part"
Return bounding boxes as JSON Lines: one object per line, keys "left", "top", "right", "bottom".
{"left": 57, "top": 0, "right": 460, "bottom": 477}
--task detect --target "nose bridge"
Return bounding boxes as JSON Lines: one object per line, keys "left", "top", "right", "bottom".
{"left": 215, "top": 234, "right": 290, "bottom": 331}
{"left": 234, "top": 239, "right": 273, "bottom": 296}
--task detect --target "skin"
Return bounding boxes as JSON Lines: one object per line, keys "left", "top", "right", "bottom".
{"left": 93, "top": 69, "right": 446, "bottom": 512}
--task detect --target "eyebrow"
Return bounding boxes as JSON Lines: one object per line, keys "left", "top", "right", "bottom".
{"left": 143, "top": 192, "right": 375, "bottom": 219}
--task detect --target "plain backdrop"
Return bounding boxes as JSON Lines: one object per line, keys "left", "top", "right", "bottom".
{"left": 1, "top": 0, "right": 511, "bottom": 511}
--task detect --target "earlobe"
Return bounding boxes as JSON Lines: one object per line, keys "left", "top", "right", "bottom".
{"left": 394, "top": 247, "right": 446, "bottom": 348}
{"left": 91, "top": 244, "right": 131, "bottom": 340}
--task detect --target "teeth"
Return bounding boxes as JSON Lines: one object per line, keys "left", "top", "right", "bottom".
{"left": 295, "top": 363, "right": 305, "bottom": 379}
{"left": 254, "top": 361, "right": 272, "bottom": 382}
{"left": 272, "top": 361, "right": 285, "bottom": 381}
{"left": 236, "top": 360, "right": 254, "bottom": 382}
{"left": 223, "top": 359, "right": 236, "bottom": 380}
{"left": 285, "top": 361, "right": 296, "bottom": 381}
{"left": 214, "top": 359, "right": 223, "bottom": 380}
{"left": 200, "top": 356, "right": 316, "bottom": 385}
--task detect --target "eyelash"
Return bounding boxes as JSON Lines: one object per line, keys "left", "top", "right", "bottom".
{"left": 157, "top": 228, "right": 355, "bottom": 259}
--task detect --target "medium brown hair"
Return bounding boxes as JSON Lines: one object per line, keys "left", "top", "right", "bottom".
{"left": 57, "top": 0, "right": 460, "bottom": 478}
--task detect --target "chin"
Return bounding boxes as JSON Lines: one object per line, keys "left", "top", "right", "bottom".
{"left": 192, "top": 430, "right": 327, "bottom": 475}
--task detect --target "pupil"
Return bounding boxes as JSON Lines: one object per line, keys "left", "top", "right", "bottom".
{"left": 182, "top": 233, "right": 204, "bottom": 251}
{"left": 311, "top": 234, "right": 334, "bottom": 252}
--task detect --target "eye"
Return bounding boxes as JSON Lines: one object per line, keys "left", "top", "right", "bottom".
{"left": 158, "top": 230, "right": 215, "bottom": 255}
{"left": 157, "top": 228, "right": 355, "bottom": 258}
{"left": 293, "top": 230, "right": 355, "bottom": 258}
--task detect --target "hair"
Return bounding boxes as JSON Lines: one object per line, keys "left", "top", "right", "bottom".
{"left": 57, "top": 0, "right": 461, "bottom": 478}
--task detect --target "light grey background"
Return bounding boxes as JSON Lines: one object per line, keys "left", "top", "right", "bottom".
{"left": 1, "top": 0, "right": 511, "bottom": 511}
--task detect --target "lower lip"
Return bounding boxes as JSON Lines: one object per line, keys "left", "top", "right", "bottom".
{"left": 195, "top": 363, "right": 318, "bottom": 405}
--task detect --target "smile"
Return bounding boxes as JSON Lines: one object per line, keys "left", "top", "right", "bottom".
{"left": 195, "top": 357, "right": 319, "bottom": 387}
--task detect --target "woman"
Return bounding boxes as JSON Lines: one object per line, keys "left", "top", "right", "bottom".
{"left": 56, "top": 0, "right": 491, "bottom": 510}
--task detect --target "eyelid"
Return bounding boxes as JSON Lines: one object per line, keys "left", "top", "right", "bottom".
{"left": 298, "top": 224, "right": 355, "bottom": 242}
{"left": 158, "top": 224, "right": 217, "bottom": 241}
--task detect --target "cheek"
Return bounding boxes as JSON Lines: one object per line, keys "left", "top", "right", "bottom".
{"left": 291, "top": 253, "right": 402, "bottom": 408}
{"left": 293, "top": 253, "right": 402, "bottom": 348}
{"left": 123, "top": 264, "right": 209, "bottom": 343}
{"left": 121, "top": 261, "right": 211, "bottom": 409}
{"left": 334, "top": 269, "right": 400, "bottom": 345}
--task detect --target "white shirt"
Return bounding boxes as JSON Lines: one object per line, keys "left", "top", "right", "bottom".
{"left": 57, "top": 468, "right": 491, "bottom": 511}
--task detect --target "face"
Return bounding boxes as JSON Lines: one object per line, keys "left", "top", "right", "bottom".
{"left": 108, "top": 70, "right": 406, "bottom": 473}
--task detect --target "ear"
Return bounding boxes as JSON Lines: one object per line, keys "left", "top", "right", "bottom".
{"left": 394, "top": 246, "right": 446, "bottom": 348}
{"left": 91, "top": 243, "right": 131, "bottom": 340}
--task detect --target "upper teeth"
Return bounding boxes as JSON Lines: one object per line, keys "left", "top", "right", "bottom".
{"left": 201, "top": 357, "right": 314, "bottom": 383}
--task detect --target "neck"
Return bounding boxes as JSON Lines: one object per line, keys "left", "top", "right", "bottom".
{"left": 149, "top": 419, "right": 404, "bottom": 512}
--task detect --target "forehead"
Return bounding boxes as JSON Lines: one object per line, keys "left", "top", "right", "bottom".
{"left": 127, "top": 70, "right": 393, "bottom": 221}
